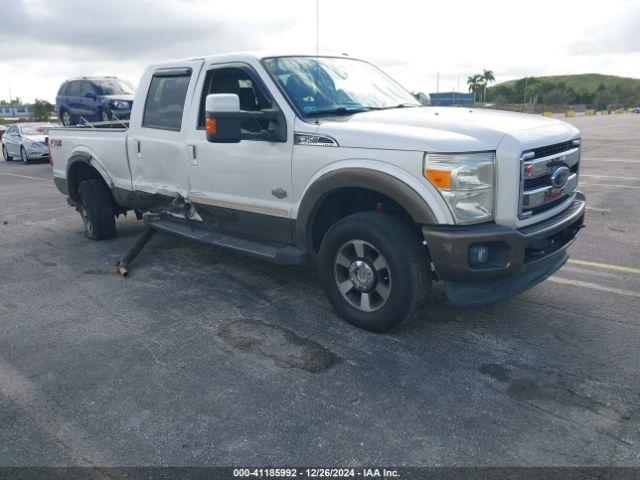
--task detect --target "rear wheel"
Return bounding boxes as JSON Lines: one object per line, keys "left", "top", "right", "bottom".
{"left": 61, "top": 110, "right": 72, "bottom": 126}
{"left": 318, "top": 212, "right": 432, "bottom": 332}
{"left": 77, "top": 179, "right": 116, "bottom": 240}
{"left": 2, "top": 144, "right": 11, "bottom": 161}
{"left": 20, "top": 146, "right": 29, "bottom": 164}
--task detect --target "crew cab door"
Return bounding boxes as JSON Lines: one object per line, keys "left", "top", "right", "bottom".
{"left": 184, "top": 62, "right": 294, "bottom": 243}
{"left": 127, "top": 62, "right": 202, "bottom": 214}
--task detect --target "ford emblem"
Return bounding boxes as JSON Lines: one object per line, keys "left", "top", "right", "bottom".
{"left": 550, "top": 166, "right": 571, "bottom": 189}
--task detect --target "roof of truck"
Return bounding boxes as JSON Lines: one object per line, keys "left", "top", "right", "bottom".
{"left": 146, "top": 51, "right": 362, "bottom": 70}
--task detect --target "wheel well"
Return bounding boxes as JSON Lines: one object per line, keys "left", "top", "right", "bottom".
{"left": 68, "top": 161, "right": 124, "bottom": 213}
{"left": 309, "top": 187, "right": 419, "bottom": 252}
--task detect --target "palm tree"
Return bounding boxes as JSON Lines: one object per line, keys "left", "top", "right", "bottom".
{"left": 467, "top": 74, "right": 483, "bottom": 103}
{"left": 482, "top": 69, "right": 495, "bottom": 103}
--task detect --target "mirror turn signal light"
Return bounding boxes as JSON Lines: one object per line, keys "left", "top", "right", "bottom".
{"left": 424, "top": 168, "right": 452, "bottom": 190}
{"left": 206, "top": 118, "right": 217, "bottom": 136}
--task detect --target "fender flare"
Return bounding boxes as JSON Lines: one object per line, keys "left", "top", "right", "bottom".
{"left": 295, "top": 167, "right": 439, "bottom": 250}
{"left": 66, "top": 152, "right": 114, "bottom": 201}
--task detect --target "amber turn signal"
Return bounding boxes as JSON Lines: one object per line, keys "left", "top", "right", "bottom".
{"left": 206, "top": 118, "right": 217, "bottom": 135}
{"left": 425, "top": 168, "right": 452, "bottom": 190}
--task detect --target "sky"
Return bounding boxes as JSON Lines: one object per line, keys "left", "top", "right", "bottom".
{"left": 0, "top": 0, "right": 639, "bottom": 103}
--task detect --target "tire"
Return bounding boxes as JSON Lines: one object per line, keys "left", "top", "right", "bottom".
{"left": 77, "top": 179, "right": 116, "bottom": 240}
{"left": 2, "top": 144, "right": 11, "bottom": 161}
{"left": 61, "top": 110, "right": 72, "bottom": 126}
{"left": 100, "top": 108, "right": 111, "bottom": 122}
{"left": 318, "top": 212, "right": 432, "bottom": 332}
{"left": 20, "top": 146, "right": 29, "bottom": 164}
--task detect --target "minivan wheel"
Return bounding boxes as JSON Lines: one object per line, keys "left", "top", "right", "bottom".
{"left": 2, "top": 144, "right": 11, "bottom": 161}
{"left": 61, "top": 110, "right": 72, "bottom": 126}
{"left": 100, "top": 109, "right": 111, "bottom": 122}
{"left": 318, "top": 212, "right": 432, "bottom": 332}
{"left": 20, "top": 147, "right": 29, "bottom": 164}
{"left": 77, "top": 179, "right": 116, "bottom": 240}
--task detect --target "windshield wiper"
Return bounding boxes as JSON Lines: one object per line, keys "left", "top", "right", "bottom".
{"left": 369, "top": 103, "right": 421, "bottom": 110}
{"left": 305, "top": 106, "right": 372, "bottom": 117}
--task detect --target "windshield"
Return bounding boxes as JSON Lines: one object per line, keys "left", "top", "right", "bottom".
{"left": 263, "top": 56, "right": 420, "bottom": 117}
{"left": 93, "top": 79, "right": 135, "bottom": 95}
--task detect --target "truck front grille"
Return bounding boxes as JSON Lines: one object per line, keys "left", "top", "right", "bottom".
{"left": 519, "top": 140, "right": 581, "bottom": 219}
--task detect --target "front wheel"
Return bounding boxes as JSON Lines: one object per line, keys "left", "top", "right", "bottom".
{"left": 20, "top": 146, "right": 29, "bottom": 164}
{"left": 318, "top": 212, "right": 432, "bottom": 332}
{"left": 100, "top": 108, "right": 111, "bottom": 122}
{"left": 2, "top": 144, "right": 11, "bottom": 161}
{"left": 77, "top": 179, "right": 116, "bottom": 240}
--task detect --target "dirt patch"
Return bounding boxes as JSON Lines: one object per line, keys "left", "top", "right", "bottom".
{"left": 217, "top": 318, "right": 338, "bottom": 372}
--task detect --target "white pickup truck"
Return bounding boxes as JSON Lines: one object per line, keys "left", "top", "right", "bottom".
{"left": 50, "top": 52, "right": 585, "bottom": 332}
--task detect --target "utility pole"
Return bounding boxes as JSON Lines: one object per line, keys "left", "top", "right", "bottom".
{"left": 436, "top": 72, "right": 439, "bottom": 106}
{"left": 8, "top": 87, "right": 14, "bottom": 117}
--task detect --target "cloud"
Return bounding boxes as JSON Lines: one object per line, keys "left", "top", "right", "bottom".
{"left": 571, "top": 1, "right": 640, "bottom": 55}
{"left": 0, "top": 0, "right": 297, "bottom": 62}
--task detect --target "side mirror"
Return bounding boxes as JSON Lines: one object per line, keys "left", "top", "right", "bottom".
{"left": 84, "top": 92, "right": 97, "bottom": 100}
{"left": 205, "top": 93, "right": 287, "bottom": 144}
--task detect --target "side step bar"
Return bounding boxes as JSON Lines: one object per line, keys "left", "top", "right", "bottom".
{"left": 144, "top": 215, "right": 307, "bottom": 266}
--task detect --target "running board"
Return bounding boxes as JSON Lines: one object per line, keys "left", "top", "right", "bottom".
{"left": 143, "top": 215, "right": 307, "bottom": 265}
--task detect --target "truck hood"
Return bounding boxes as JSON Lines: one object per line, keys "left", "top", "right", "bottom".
{"left": 316, "top": 107, "right": 578, "bottom": 152}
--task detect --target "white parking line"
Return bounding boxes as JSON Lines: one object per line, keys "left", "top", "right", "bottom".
{"left": 548, "top": 276, "right": 640, "bottom": 298}
{"left": 581, "top": 174, "right": 640, "bottom": 181}
{"left": 579, "top": 183, "right": 640, "bottom": 190}
{"left": 581, "top": 158, "right": 640, "bottom": 164}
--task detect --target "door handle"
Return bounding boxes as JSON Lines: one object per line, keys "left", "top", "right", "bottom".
{"left": 188, "top": 144, "right": 197, "bottom": 166}
{"left": 135, "top": 140, "right": 141, "bottom": 159}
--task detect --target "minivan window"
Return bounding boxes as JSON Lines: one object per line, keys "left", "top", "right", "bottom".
{"left": 142, "top": 71, "right": 191, "bottom": 131}
{"left": 58, "top": 83, "right": 69, "bottom": 96}
{"left": 67, "top": 81, "right": 82, "bottom": 97}
{"left": 79, "top": 81, "right": 95, "bottom": 96}
{"left": 94, "top": 79, "right": 135, "bottom": 95}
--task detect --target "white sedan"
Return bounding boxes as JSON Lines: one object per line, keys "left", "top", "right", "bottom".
{"left": 2, "top": 123, "right": 56, "bottom": 163}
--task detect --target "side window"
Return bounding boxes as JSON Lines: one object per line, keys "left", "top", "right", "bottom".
{"left": 57, "top": 83, "right": 68, "bottom": 96}
{"left": 67, "top": 81, "right": 81, "bottom": 97}
{"left": 142, "top": 71, "right": 192, "bottom": 131}
{"left": 197, "top": 66, "right": 273, "bottom": 132}
{"left": 79, "top": 81, "right": 95, "bottom": 96}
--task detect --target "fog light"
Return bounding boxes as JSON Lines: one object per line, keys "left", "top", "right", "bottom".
{"left": 469, "top": 244, "right": 489, "bottom": 267}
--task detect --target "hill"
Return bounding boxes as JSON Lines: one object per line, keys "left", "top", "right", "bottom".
{"left": 487, "top": 73, "right": 640, "bottom": 107}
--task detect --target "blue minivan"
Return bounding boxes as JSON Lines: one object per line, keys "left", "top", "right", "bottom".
{"left": 56, "top": 77, "right": 135, "bottom": 126}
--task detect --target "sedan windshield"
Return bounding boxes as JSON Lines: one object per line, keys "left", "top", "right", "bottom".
{"left": 93, "top": 79, "right": 135, "bottom": 95}
{"left": 263, "top": 56, "right": 420, "bottom": 117}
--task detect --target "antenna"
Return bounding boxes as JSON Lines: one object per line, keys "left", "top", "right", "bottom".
{"left": 314, "top": 0, "right": 320, "bottom": 125}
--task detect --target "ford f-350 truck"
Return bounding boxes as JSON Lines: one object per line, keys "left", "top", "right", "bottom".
{"left": 50, "top": 52, "right": 585, "bottom": 332}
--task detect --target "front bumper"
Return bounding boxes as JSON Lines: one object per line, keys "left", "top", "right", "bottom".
{"left": 24, "top": 145, "right": 50, "bottom": 160}
{"left": 422, "top": 192, "right": 586, "bottom": 307}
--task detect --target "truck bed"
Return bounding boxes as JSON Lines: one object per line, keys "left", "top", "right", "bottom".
{"left": 49, "top": 124, "right": 133, "bottom": 195}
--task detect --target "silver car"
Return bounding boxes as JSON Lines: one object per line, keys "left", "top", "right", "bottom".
{"left": 1, "top": 123, "right": 56, "bottom": 163}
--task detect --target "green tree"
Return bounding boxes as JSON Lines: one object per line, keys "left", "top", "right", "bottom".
{"left": 467, "top": 74, "right": 483, "bottom": 103}
{"left": 482, "top": 69, "right": 495, "bottom": 103}
{"left": 32, "top": 99, "right": 54, "bottom": 121}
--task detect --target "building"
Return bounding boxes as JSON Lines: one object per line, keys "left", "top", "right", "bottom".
{"left": 429, "top": 92, "right": 474, "bottom": 107}
{"left": 0, "top": 104, "right": 35, "bottom": 119}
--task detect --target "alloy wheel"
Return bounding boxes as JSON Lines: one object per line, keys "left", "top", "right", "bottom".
{"left": 333, "top": 239, "right": 392, "bottom": 312}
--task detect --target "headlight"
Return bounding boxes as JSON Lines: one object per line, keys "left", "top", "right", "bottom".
{"left": 112, "top": 100, "right": 129, "bottom": 109}
{"left": 423, "top": 151, "right": 495, "bottom": 224}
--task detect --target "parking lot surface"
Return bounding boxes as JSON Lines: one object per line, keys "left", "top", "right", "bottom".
{"left": 1, "top": 114, "right": 639, "bottom": 466}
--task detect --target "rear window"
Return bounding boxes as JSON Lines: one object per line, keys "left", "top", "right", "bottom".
{"left": 142, "top": 70, "right": 192, "bottom": 131}
{"left": 57, "top": 83, "right": 69, "bottom": 96}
